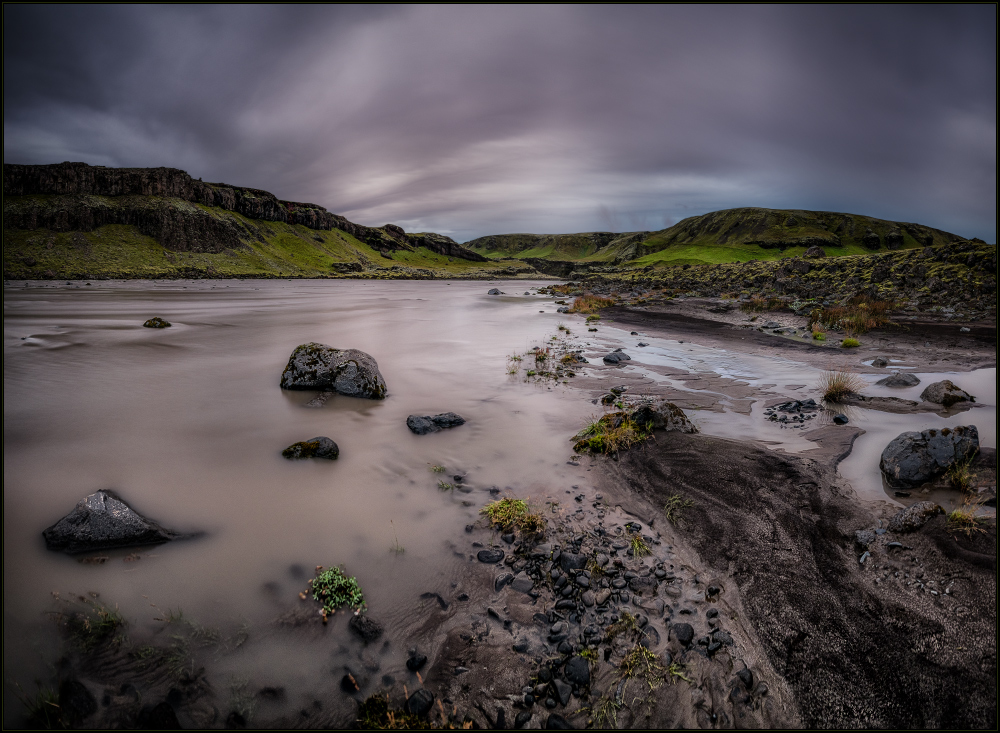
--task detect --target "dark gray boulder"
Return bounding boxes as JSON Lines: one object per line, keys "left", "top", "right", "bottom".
{"left": 349, "top": 614, "right": 384, "bottom": 642}
{"left": 880, "top": 425, "right": 979, "bottom": 489}
{"left": 142, "top": 317, "right": 171, "bottom": 328}
{"left": 280, "top": 343, "right": 386, "bottom": 399}
{"left": 629, "top": 400, "right": 698, "bottom": 433}
{"left": 877, "top": 371, "right": 920, "bottom": 387}
{"left": 888, "top": 501, "right": 944, "bottom": 533}
{"left": 487, "top": 288, "right": 504, "bottom": 295}
{"left": 920, "top": 380, "right": 974, "bottom": 408}
{"left": 405, "top": 688, "right": 435, "bottom": 716}
{"left": 871, "top": 356, "right": 889, "bottom": 368}
{"left": 282, "top": 437, "right": 339, "bottom": 460}
{"left": 672, "top": 622, "right": 695, "bottom": 646}
{"left": 804, "top": 245, "right": 826, "bottom": 258}
{"left": 43, "top": 490, "right": 181, "bottom": 554}
{"left": 602, "top": 351, "right": 631, "bottom": 365}
{"left": 406, "top": 412, "right": 466, "bottom": 435}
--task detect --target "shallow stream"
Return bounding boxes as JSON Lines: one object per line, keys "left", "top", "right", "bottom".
{"left": 3, "top": 279, "right": 994, "bottom": 724}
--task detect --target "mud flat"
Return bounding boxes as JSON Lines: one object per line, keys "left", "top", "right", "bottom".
{"left": 3, "top": 280, "right": 995, "bottom": 729}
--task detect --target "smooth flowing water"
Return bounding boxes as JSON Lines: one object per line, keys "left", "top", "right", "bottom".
{"left": 3, "top": 280, "right": 994, "bottom": 724}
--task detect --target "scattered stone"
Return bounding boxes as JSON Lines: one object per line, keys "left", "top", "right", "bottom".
{"left": 515, "top": 711, "right": 533, "bottom": 728}
{"left": 672, "top": 622, "right": 695, "bottom": 646}
{"left": 487, "top": 288, "right": 504, "bottom": 295}
{"left": 629, "top": 400, "right": 699, "bottom": 433}
{"left": 42, "top": 490, "right": 182, "bottom": 554}
{"left": 559, "top": 552, "right": 587, "bottom": 571}
{"left": 282, "top": 437, "right": 339, "bottom": 460}
{"left": 919, "top": 380, "right": 974, "bottom": 408}
{"left": 340, "top": 673, "right": 360, "bottom": 692}
{"left": 349, "top": 614, "right": 384, "bottom": 642}
{"left": 880, "top": 425, "right": 979, "bottom": 488}
{"left": 595, "top": 589, "right": 612, "bottom": 606}
{"left": 405, "top": 688, "right": 435, "bottom": 716}
{"left": 58, "top": 680, "right": 97, "bottom": 726}
{"left": 546, "top": 713, "right": 573, "bottom": 729}
{"left": 877, "top": 372, "right": 920, "bottom": 387}
{"left": 478, "top": 548, "right": 505, "bottom": 564}
{"left": 854, "top": 529, "right": 876, "bottom": 549}
{"left": 511, "top": 571, "right": 534, "bottom": 593}
{"left": 552, "top": 678, "right": 572, "bottom": 706}
{"left": 871, "top": 356, "right": 890, "bottom": 368}
{"left": 406, "top": 653, "right": 428, "bottom": 672}
{"left": 564, "top": 656, "right": 591, "bottom": 686}
{"left": 887, "top": 501, "right": 944, "bottom": 533}
{"left": 142, "top": 317, "right": 171, "bottom": 328}
{"left": 280, "top": 343, "right": 387, "bottom": 399}
{"left": 763, "top": 321, "right": 782, "bottom": 329}
{"left": 602, "top": 352, "right": 631, "bottom": 365}
{"left": 833, "top": 414, "right": 849, "bottom": 425}
{"left": 406, "top": 412, "right": 466, "bottom": 435}
{"left": 804, "top": 245, "right": 826, "bottom": 257}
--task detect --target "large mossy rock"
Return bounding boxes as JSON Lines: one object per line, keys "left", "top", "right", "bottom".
{"left": 43, "top": 490, "right": 180, "bottom": 554}
{"left": 282, "top": 436, "right": 339, "bottom": 460}
{"left": 280, "top": 343, "right": 387, "bottom": 399}
{"left": 406, "top": 412, "right": 466, "bottom": 435}
{"left": 919, "top": 380, "right": 974, "bottom": 408}
{"left": 630, "top": 400, "right": 699, "bottom": 433}
{"left": 879, "top": 425, "right": 979, "bottom": 489}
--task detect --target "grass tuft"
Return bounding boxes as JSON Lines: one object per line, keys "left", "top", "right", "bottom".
{"left": 308, "top": 566, "right": 365, "bottom": 615}
{"left": 663, "top": 494, "right": 694, "bottom": 525}
{"left": 572, "top": 413, "right": 653, "bottom": 455}
{"left": 630, "top": 534, "right": 651, "bottom": 558}
{"left": 946, "top": 455, "right": 977, "bottom": 492}
{"left": 819, "top": 370, "right": 866, "bottom": 403}
{"left": 480, "top": 497, "right": 545, "bottom": 535}
{"left": 841, "top": 337, "right": 861, "bottom": 347}
{"left": 947, "top": 495, "right": 987, "bottom": 536}
{"left": 569, "top": 293, "right": 616, "bottom": 314}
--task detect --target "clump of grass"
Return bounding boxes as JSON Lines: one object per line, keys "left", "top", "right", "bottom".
{"left": 430, "top": 464, "right": 446, "bottom": 473}
{"left": 569, "top": 293, "right": 616, "bottom": 314}
{"left": 811, "top": 296, "right": 897, "bottom": 335}
{"left": 629, "top": 534, "right": 651, "bottom": 558}
{"left": 11, "top": 682, "right": 61, "bottom": 729}
{"left": 480, "top": 497, "right": 545, "bottom": 534}
{"left": 667, "top": 661, "right": 693, "bottom": 684}
{"left": 357, "top": 693, "right": 429, "bottom": 730}
{"left": 390, "top": 520, "right": 404, "bottom": 555}
{"left": 63, "top": 599, "right": 127, "bottom": 651}
{"left": 308, "top": 565, "right": 365, "bottom": 615}
{"left": 534, "top": 346, "right": 551, "bottom": 363}
{"left": 572, "top": 413, "right": 652, "bottom": 454}
{"left": 593, "top": 695, "right": 622, "bottom": 729}
{"left": 841, "top": 338, "right": 861, "bottom": 348}
{"left": 437, "top": 481, "right": 454, "bottom": 491}
{"left": 947, "top": 496, "right": 987, "bottom": 536}
{"left": 812, "top": 327, "right": 827, "bottom": 341}
{"left": 740, "top": 295, "right": 784, "bottom": 313}
{"left": 585, "top": 314, "right": 601, "bottom": 323}
{"left": 819, "top": 370, "right": 867, "bottom": 403}
{"left": 946, "top": 455, "right": 977, "bottom": 492}
{"left": 558, "top": 324, "right": 570, "bottom": 332}
{"left": 663, "top": 494, "right": 694, "bottom": 525}
{"left": 619, "top": 645, "right": 667, "bottom": 690}
{"left": 606, "top": 611, "right": 639, "bottom": 640}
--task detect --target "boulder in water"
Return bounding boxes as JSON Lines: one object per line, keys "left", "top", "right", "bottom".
{"left": 880, "top": 425, "right": 979, "bottom": 489}
{"left": 919, "top": 380, "right": 974, "bottom": 408}
{"left": 143, "top": 317, "right": 171, "bottom": 328}
{"left": 43, "top": 490, "right": 182, "bottom": 554}
{"left": 406, "top": 412, "right": 466, "bottom": 435}
{"left": 629, "top": 400, "right": 698, "bottom": 433}
{"left": 876, "top": 371, "right": 920, "bottom": 387}
{"left": 282, "top": 437, "right": 339, "bottom": 460}
{"left": 280, "top": 343, "right": 386, "bottom": 399}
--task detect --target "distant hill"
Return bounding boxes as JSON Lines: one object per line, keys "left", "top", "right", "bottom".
{"left": 2, "top": 162, "right": 534, "bottom": 280}
{"left": 467, "top": 208, "right": 976, "bottom": 269}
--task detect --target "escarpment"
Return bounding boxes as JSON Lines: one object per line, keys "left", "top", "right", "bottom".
{"left": 3, "top": 162, "right": 485, "bottom": 261}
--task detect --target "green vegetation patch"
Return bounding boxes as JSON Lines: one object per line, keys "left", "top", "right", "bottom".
{"left": 572, "top": 412, "right": 653, "bottom": 454}
{"left": 480, "top": 497, "right": 545, "bottom": 534}
{"left": 308, "top": 565, "right": 366, "bottom": 615}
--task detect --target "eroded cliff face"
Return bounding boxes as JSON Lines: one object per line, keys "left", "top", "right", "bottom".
{"left": 3, "top": 162, "right": 486, "bottom": 261}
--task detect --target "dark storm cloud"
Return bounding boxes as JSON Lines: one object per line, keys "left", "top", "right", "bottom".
{"left": 4, "top": 5, "right": 996, "bottom": 241}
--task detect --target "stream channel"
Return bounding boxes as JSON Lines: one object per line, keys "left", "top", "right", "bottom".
{"left": 3, "top": 279, "right": 994, "bottom": 725}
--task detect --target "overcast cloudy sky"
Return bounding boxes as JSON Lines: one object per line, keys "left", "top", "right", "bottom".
{"left": 4, "top": 5, "right": 996, "bottom": 242}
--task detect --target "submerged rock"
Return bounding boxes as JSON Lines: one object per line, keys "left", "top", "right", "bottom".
{"left": 602, "top": 351, "right": 631, "bottom": 365}
{"left": 142, "top": 317, "right": 171, "bottom": 328}
{"left": 43, "top": 490, "right": 181, "bottom": 554}
{"left": 871, "top": 356, "right": 889, "bottom": 368}
{"left": 487, "top": 288, "right": 504, "bottom": 295}
{"left": 877, "top": 371, "right": 920, "bottom": 387}
{"left": 879, "top": 425, "right": 979, "bottom": 489}
{"left": 406, "top": 412, "right": 466, "bottom": 435}
{"left": 349, "top": 614, "right": 384, "bottom": 642}
{"left": 919, "top": 380, "right": 974, "bottom": 408}
{"left": 280, "top": 343, "right": 387, "bottom": 399}
{"left": 282, "top": 437, "right": 339, "bottom": 460}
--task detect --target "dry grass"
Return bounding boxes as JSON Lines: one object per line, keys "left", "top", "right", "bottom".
{"left": 569, "top": 293, "right": 617, "bottom": 314}
{"left": 946, "top": 455, "right": 977, "bottom": 492}
{"left": 947, "top": 495, "right": 987, "bottom": 536}
{"left": 810, "top": 296, "right": 897, "bottom": 335}
{"left": 820, "top": 370, "right": 867, "bottom": 402}
{"left": 740, "top": 295, "right": 784, "bottom": 313}
{"left": 572, "top": 414, "right": 652, "bottom": 454}
{"left": 480, "top": 497, "right": 545, "bottom": 534}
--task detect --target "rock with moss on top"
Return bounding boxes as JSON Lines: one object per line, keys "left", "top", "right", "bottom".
{"left": 282, "top": 437, "right": 339, "bottom": 460}
{"left": 280, "top": 343, "right": 387, "bottom": 399}
{"left": 143, "top": 317, "right": 171, "bottom": 328}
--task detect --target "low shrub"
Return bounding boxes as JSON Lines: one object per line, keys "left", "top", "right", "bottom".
{"left": 569, "top": 293, "right": 616, "bottom": 314}
{"left": 841, "top": 338, "right": 860, "bottom": 347}
{"left": 309, "top": 566, "right": 365, "bottom": 614}
{"left": 481, "top": 497, "right": 544, "bottom": 534}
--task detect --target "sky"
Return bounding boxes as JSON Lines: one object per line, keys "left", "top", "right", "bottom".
{"left": 4, "top": 5, "right": 996, "bottom": 243}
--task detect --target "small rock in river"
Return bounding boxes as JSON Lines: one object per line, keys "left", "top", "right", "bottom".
{"left": 478, "top": 548, "right": 505, "bottom": 564}
{"left": 405, "top": 688, "right": 435, "bottom": 716}
{"left": 349, "top": 614, "right": 384, "bottom": 642}
{"left": 406, "top": 412, "right": 466, "bottom": 435}
{"left": 406, "top": 653, "right": 428, "bottom": 672}
{"left": 871, "top": 356, "right": 890, "bottom": 368}
{"left": 919, "top": 380, "right": 974, "bottom": 408}
{"left": 282, "top": 437, "right": 339, "bottom": 459}
{"left": 832, "top": 414, "right": 849, "bottom": 425}
{"left": 672, "top": 622, "right": 695, "bottom": 646}
{"left": 142, "top": 317, "right": 171, "bottom": 328}
{"left": 877, "top": 371, "right": 920, "bottom": 387}
{"left": 564, "top": 656, "right": 591, "bottom": 686}
{"left": 43, "top": 489, "right": 182, "bottom": 554}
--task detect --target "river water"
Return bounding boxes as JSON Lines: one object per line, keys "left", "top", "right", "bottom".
{"left": 3, "top": 279, "right": 994, "bottom": 725}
